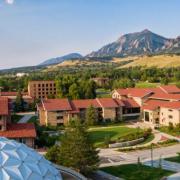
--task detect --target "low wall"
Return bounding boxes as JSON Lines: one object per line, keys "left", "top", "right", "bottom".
{"left": 109, "top": 137, "right": 144, "bottom": 148}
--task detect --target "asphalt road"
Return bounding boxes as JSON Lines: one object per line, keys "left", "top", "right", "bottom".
{"left": 99, "top": 144, "right": 180, "bottom": 167}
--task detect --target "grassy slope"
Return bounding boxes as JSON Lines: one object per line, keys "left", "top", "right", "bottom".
{"left": 44, "top": 55, "right": 180, "bottom": 71}
{"left": 101, "top": 164, "right": 173, "bottom": 180}
{"left": 89, "top": 126, "right": 141, "bottom": 147}
{"left": 120, "top": 55, "right": 180, "bottom": 68}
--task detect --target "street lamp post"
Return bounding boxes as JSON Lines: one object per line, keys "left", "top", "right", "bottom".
{"left": 151, "top": 143, "right": 153, "bottom": 167}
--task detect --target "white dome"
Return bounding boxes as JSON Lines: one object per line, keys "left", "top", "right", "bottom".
{"left": 0, "top": 137, "right": 62, "bottom": 180}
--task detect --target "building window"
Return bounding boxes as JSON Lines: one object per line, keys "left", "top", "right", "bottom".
{"left": 144, "top": 112, "right": 150, "bottom": 122}
{"left": 57, "top": 116, "right": 63, "bottom": 120}
{"left": 168, "top": 115, "right": 173, "bottom": 119}
{"left": 168, "top": 109, "right": 173, "bottom": 112}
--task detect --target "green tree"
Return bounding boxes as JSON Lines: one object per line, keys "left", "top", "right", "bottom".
{"left": 14, "top": 90, "right": 24, "bottom": 112}
{"left": 45, "top": 145, "right": 61, "bottom": 164}
{"left": 113, "top": 78, "right": 135, "bottom": 89}
{"left": 85, "top": 105, "right": 98, "bottom": 126}
{"left": 46, "top": 118, "right": 99, "bottom": 175}
{"left": 69, "top": 83, "right": 80, "bottom": 99}
{"left": 84, "top": 81, "right": 96, "bottom": 99}
{"left": 161, "top": 77, "right": 169, "bottom": 85}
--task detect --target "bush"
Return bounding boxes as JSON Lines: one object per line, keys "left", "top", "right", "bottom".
{"left": 168, "top": 122, "right": 174, "bottom": 131}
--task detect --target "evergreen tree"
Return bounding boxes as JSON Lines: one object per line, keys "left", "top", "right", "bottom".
{"left": 46, "top": 118, "right": 99, "bottom": 175}
{"left": 85, "top": 81, "right": 96, "bottom": 99}
{"left": 85, "top": 105, "right": 98, "bottom": 126}
{"left": 14, "top": 90, "right": 24, "bottom": 112}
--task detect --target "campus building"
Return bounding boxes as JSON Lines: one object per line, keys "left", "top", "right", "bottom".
{"left": 112, "top": 85, "right": 180, "bottom": 126}
{"left": 28, "top": 80, "right": 57, "bottom": 99}
{"left": 37, "top": 98, "right": 140, "bottom": 126}
{"left": 0, "top": 97, "right": 36, "bottom": 148}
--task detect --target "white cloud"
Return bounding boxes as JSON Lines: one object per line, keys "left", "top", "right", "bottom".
{"left": 5, "top": 0, "right": 14, "bottom": 5}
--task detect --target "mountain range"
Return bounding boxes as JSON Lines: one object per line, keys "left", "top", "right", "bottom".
{"left": 39, "top": 53, "right": 83, "bottom": 66}
{"left": 87, "top": 29, "right": 180, "bottom": 57}
{"left": 39, "top": 29, "right": 180, "bottom": 66}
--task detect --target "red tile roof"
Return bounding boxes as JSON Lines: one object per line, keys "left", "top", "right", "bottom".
{"left": 71, "top": 99, "right": 101, "bottom": 109}
{"left": 0, "top": 123, "right": 36, "bottom": 138}
{"left": 150, "top": 93, "right": 180, "bottom": 101}
{"left": 143, "top": 100, "right": 180, "bottom": 110}
{"left": 142, "top": 100, "right": 169, "bottom": 111}
{"left": 161, "top": 101, "right": 180, "bottom": 109}
{"left": 0, "top": 97, "right": 9, "bottom": 115}
{"left": 1, "top": 92, "right": 28, "bottom": 96}
{"left": 122, "top": 99, "right": 140, "bottom": 108}
{"left": 116, "top": 88, "right": 153, "bottom": 98}
{"left": 42, "top": 99, "right": 72, "bottom": 111}
{"left": 97, "top": 98, "right": 119, "bottom": 108}
{"left": 159, "top": 85, "right": 180, "bottom": 94}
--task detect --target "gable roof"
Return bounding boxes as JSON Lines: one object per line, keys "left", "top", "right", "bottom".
{"left": 142, "top": 100, "right": 169, "bottom": 111}
{"left": 159, "top": 85, "right": 180, "bottom": 94}
{"left": 161, "top": 101, "right": 180, "bottom": 109}
{"left": 150, "top": 93, "right": 180, "bottom": 101}
{"left": 42, "top": 99, "right": 72, "bottom": 111}
{"left": 115, "top": 88, "right": 153, "bottom": 98}
{"left": 122, "top": 98, "right": 140, "bottom": 108}
{"left": 0, "top": 123, "right": 36, "bottom": 138}
{"left": 97, "top": 98, "right": 119, "bottom": 108}
{"left": 0, "top": 97, "right": 9, "bottom": 115}
{"left": 71, "top": 99, "right": 101, "bottom": 109}
{"left": 142, "top": 99, "right": 180, "bottom": 111}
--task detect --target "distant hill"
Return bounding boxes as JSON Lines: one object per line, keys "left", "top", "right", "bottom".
{"left": 39, "top": 53, "right": 83, "bottom": 66}
{"left": 87, "top": 29, "right": 180, "bottom": 57}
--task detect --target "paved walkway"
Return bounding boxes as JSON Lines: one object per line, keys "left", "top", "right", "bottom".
{"left": 143, "top": 160, "right": 180, "bottom": 172}
{"left": 99, "top": 144, "right": 180, "bottom": 167}
{"left": 17, "top": 112, "right": 36, "bottom": 123}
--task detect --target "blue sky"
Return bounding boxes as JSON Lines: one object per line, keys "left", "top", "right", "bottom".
{"left": 0, "top": 0, "right": 180, "bottom": 69}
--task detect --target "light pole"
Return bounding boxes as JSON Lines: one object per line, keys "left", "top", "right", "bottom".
{"left": 151, "top": 143, "right": 154, "bottom": 167}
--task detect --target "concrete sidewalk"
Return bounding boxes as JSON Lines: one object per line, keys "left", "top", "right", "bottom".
{"left": 143, "top": 160, "right": 180, "bottom": 172}
{"left": 17, "top": 112, "right": 36, "bottom": 123}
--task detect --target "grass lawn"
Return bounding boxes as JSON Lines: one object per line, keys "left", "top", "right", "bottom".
{"left": 89, "top": 126, "right": 142, "bottom": 147}
{"left": 165, "top": 156, "right": 180, "bottom": 163}
{"left": 159, "top": 126, "right": 180, "bottom": 137}
{"left": 11, "top": 114, "right": 23, "bottom": 123}
{"left": 28, "top": 116, "right": 38, "bottom": 124}
{"left": 101, "top": 164, "right": 173, "bottom": 180}
{"left": 135, "top": 82, "right": 159, "bottom": 88}
{"left": 139, "top": 134, "right": 154, "bottom": 145}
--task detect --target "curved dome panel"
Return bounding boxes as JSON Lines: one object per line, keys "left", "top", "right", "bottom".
{"left": 0, "top": 137, "right": 62, "bottom": 180}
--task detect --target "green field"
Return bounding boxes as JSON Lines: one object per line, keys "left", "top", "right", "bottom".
{"left": 135, "top": 82, "right": 159, "bottom": 88}
{"left": 89, "top": 126, "right": 142, "bottom": 147}
{"left": 160, "top": 126, "right": 180, "bottom": 137}
{"left": 101, "top": 164, "right": 173, "bottom": 180}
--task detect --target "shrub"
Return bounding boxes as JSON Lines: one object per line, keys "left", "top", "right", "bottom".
{"left": 168, "top": 122, "right": 174, "bottom": 131}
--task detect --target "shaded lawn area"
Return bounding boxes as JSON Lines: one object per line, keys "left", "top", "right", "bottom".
{"left": 101, "top": 164, "right": 173, "bottom": 180}
{"left": 89, "top": 126, "right": 142, "bottom": 147}
{"left": 28, "top": 116, "right": 38, "bottom": 124}
{"left": 11, "top": 114, "right": 23, "bottom": 123}
{"left": 160, "top": 126, "right": 180, "bottom": 137}
{"left": 165, "top": 156, "right": 180, "bottom": 163}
